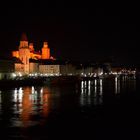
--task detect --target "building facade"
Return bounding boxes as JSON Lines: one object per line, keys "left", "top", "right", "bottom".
{"left": 11, "top": 33, "right": 105, "bottom": 77}
{"left": 12, "top": 33, "right": 54, "bottom": 74}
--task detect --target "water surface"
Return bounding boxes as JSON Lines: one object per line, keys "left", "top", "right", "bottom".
{"left": 0, "top": 77, "right": 139, "bottom": 139}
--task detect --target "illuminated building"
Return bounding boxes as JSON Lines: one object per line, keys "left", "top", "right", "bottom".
{"left": 42, "top": 42, "right": 50, "bottom": 59}
{"left": 12, "top": 33, "right": 54, "bottom": 74}
{"left": 11, "top": 33, "right": 79, "bottom": 76}
{"left": 18, "top": 34, "right": 30, "bottom": 74}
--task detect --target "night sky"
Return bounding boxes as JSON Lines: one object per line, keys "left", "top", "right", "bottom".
{"left": 0, "top": 2, "right": 139, "bottom": 66}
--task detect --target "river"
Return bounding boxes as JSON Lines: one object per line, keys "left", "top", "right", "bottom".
{"left": 0, "top": 77, "right": 140, "bottom": 139}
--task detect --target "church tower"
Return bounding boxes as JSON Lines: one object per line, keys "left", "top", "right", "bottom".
{"left": 19, "top": 33, "right": 28, "bottom": 48}
{"left": 41, "top": 42, "right": 50, "bottom": 59}
{"left": 19, "top": 33, "right": 30, "bottom": 74}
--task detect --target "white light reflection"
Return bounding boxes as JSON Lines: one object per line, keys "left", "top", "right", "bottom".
{"left": 40, "top": 89, "right": 43, "bottom": 105}
{"left": 80, "top": 81, "right": 85, "bottom": 106}
{"left": 19, "top": 87, "right": 23, "bottom": 94}
{"left": 94, "top": 79, "right": 97, "bottom": 97}
{"left": 95, "top": 79, "right": 97, "bottom": 86}
{"left": 31, "top": 86, "right": 35, "bottom": 94}
{"left": 31, "top": 87, "right": 38, "bottom": 104}
{"left": 81, "top": 81, "right": 84, "bottom": 95}
{"left": 14, "top": 88, "right": 18, "bottom": 94}
{"left": 99, "top": 79, "right": 103, "bottom": 96}
{"left": 115, "top": 77, "right": 117, "bottom": 94}
{"left": 40, "top": 88, "right": 43, "bottom": 94}
{"left": 115, "top": 77, "right": 120, "bottom": 94}
{"left": 84, "top": 81, "right": 87, "bottom": 88}
{"left": 18, "top": 88, "right": 23, "bottom": 102}
{"left": 100, "top": 79, "right": 102, "bottom": 86}
{"left": 88, "top": 80, "right": 91, "bottom": 96}
{"left": 80, "top": 79, "right": 103, "bottom": 106}
{"left": 81, "top": 87, "right": 84, "bottom": 95}
{"left": 12, "top": 87, "right": 23, "bottom": 119}
{"left": 13, "top": 87, "right": 23, "bottom": 103}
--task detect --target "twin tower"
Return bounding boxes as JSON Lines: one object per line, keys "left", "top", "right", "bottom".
{"left": 12, "top": 33, "right": 51, "bottom": 60}
{"left": 12, "top": 33, "right": 53, "bottom": 74}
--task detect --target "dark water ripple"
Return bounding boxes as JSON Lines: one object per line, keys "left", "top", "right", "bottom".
{"left": 0, "top": 77, "right": 140, "bottom": 139}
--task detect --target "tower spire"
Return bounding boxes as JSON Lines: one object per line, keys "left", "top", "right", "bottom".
{"left": 19, "top": 33, "right": 28, "bottom": 48}
{"left": 20, "top": 33, "right": 28, "bottom": 41}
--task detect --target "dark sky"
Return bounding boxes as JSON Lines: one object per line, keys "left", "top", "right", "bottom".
{"left": 0, "top": 2, "right": 139, "bottom": 66}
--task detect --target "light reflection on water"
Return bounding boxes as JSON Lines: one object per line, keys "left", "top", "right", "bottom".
{"left": 80, "top": 77, "right": 136, "bottom": 106}
{"left": 0, "top": 76, "right": 137, "bottom": 128}
{"left": 80, "top": 79, "right": 103, "bottom": 106}
{"left": 0, "top": 86, "right": 60, "bottom": 128}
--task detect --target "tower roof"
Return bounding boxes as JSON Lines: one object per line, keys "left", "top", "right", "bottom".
{"left": 20, "top": 33, "right": 28, "bottom": 41}
{"left": 43, "top": 42, "right": 48, "bottom": 48}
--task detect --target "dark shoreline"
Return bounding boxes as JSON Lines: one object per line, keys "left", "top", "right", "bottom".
{"left": 0, "top": 74, "right": 137, "bottom": 89}
{"left": 0, "top": 76, "right": 80, "bottom": 88}
{"left": 0, "top": 78, "right": 44, "bottom": 88}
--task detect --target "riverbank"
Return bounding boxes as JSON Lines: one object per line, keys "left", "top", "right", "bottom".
{"left": 0, "top": 74, "right": 137, "bottom": 89}
{"left": 0, "top": 76, "right": 80, "bottom": 88}
{"left": 0, "top": 77, "right": 45, "bottom": 88}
